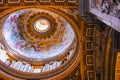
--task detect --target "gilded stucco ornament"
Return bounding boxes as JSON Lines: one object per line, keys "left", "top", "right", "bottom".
{"left": 3, "top": 8, "right": 75, "bottom": 60}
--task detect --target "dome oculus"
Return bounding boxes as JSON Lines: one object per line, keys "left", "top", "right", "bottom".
{"left": 33, "top": 18, "right": 51, "bottom": 33}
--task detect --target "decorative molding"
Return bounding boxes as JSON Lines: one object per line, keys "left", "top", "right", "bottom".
{"left": 86, "top": 55, "right": 93, "bottom": 65}
{"left": 85, "top": 41, "right": 93, "bottom": 51}
{"left": 62, "top": 64, "right": 81, "bottom": 80}
{"left": 0, "top": 0, "right": 77, "bottom": 8}
{"left": 24, "top": 0, "right": 36, "bottom": 3}
{"left": 55, "top": 0, "right": 65, "bottom": 2}
{"left": 87, "top": 70, "right": 95, "bottom": 80}
{"left": 86, "top": 28, "right": 94, "bottom": 37}
{"left": 68, "top": 0, "right": 76, "bottom": 3}
{"left": 40, "top": 0, "right": 51, "bottom": 2}
{"left": 8, "top": 0, "right": 20, "bottom": 3}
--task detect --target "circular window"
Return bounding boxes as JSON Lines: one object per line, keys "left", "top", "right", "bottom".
{"left": 33, "top": 18, "right": 51, "bottom": 33}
